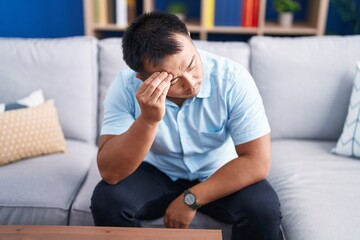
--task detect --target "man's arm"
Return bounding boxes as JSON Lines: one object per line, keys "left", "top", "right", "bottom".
{"left": 164, "top": 133, "right": 271, "bottom": 228}
{"left": 190, "top": 133, "right": 271, "bottom": 204}
{"left": 97, "top": 72, "right": 172, "bottom": 185}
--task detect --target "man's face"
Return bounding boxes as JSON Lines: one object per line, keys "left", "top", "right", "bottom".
{"left": 143, "top": 34, "right": 203, "bottom": 102}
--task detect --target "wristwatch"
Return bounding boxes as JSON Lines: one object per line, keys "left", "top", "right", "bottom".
{"left": 183, "top": 189, "right": 202, "bottom": 210}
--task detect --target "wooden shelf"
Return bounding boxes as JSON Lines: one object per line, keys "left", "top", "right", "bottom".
{"left": 84, "top": 0, "right": 329, "bottom": 40}
{"left": 94, "top": 24, "right": 127, "bottom": 31}
{"left": 263, "top": 22, "right": 318, "bottom": 35}
{"left": 206, "top": 26, "right": 259, "bottom": 34}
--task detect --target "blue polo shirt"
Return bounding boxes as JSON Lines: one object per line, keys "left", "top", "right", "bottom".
{"left": 101, "top": 50, "right": 270, "bottom": 181}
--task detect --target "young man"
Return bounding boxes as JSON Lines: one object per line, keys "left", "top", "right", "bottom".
{"left": 91, "top": 12, "right": 281, "bottom": 240}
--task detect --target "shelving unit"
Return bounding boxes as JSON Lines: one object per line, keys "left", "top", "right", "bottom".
{"left": 83, "top": 0, "right": 329, "bottom": 40}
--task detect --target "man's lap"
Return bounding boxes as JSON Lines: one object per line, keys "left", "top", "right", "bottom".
{"left": 91, "top": 162, "right": 280, "bottom": 225}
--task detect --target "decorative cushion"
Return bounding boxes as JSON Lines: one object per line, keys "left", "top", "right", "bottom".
{"left": 332, "top": 62, "right": 360, "bottom": 157}
{"left": 0, "top": 100, "right": 66, "bottom": 166}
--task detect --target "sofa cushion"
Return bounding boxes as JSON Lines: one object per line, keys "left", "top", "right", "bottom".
{"left": 0, "top": 140, "right": 97, "bottom": 225}
{"left": 250, "top": 35, "right": 360, "bottom": 140}
{"left": 69, "top": 157, "right": 100, "bottom": 226}
{"left": 332, "top": 62, "right": 360, "bottom": 157}
{"left": 97, "top": 38, "right": 250, "bottom": 134}
{"left": 0, "top": 37, "right": 98, "bottom": 144}
{"left": 193, "top": 40, "right": 250, "bottom": 71}
{"left": 269, "top": 139, "right": 360, "bottom": 240}
{"left": 98, "top": 38, "right": 129, "bottom": 137}
{"left": 0, "top": 100, "right": 66, "bottom": 166}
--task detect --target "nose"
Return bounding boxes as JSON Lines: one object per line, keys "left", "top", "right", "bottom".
{"left": 181, "top": 72, "right": 195, "bottom": 90}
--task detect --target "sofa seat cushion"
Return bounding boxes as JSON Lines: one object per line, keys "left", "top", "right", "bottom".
{"left": 0, "top": 140, "right": 97, "bottom": 225}
{"left": 269, "top": 139, "right": 360, "bottom": 240}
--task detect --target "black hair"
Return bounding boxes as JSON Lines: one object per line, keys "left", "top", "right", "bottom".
{"left": 122, "top": 12, "right": 189, "bottom": 74}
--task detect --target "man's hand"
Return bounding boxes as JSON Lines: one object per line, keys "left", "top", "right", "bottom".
{"left": 136, "top": 72, "right": 172, "bottom": 125}
{"left": 163, "top": 195, "right": 196, "bottom": 229}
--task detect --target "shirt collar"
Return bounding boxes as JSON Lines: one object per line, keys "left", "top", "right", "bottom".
{"left": 196, "top": 50, "right": 211, "bottom": 99}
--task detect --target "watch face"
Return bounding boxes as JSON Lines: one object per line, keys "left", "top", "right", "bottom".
{"left": 184, "top": 193, "right": 196, "bottom": 205}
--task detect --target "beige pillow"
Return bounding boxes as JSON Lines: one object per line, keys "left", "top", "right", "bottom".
{"left": 0, "top": 100, "right": 66, "bottom": 165}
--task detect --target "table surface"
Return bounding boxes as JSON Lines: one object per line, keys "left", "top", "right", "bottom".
{"left": 0, "top": 225, "right": 223, "bottom": 240}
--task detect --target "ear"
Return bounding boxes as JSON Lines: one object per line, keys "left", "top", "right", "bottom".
{"left": 136, "top": 73, "right": 147, "bottom": 81}
{"left": 188, "top": 31, "right": 191, "bottom": 37}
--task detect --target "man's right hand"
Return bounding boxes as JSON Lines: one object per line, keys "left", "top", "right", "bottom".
{"left": 136, "top": 72, "right": 172, "bottom": 125}
{"left": 97, "top": 72, "right": 172, "bottom": 184}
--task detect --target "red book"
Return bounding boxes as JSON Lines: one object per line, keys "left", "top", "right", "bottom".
{"left": 253, "top": 0, "right": 259, "bottom": 27}
{"left": 242, "top": 0, "right": 254, "bottom": 27}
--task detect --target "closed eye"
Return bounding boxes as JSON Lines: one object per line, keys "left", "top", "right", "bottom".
{"left": 187, "top": 65, "right": 195, "bottom": 72}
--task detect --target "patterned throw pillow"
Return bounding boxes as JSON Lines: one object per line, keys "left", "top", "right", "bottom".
{"left": 0, "top": 100, "right": 66, "bottom": 166}
{"left": 332, "top": 62, "right": 360, "bottom": 157}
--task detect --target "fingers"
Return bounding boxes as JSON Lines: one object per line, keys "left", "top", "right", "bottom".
{"left": 137, "top": 72, "right": 160, "bottom": 93}
{"left": 164, "top": 217, "right": 189, "bottom": 229}
{"left": 138, "top": 72, "right": 172, "bottom": 101}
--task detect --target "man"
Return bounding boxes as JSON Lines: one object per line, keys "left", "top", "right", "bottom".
{"left": 91, "top": 12, "right": 281, "bottom": 240}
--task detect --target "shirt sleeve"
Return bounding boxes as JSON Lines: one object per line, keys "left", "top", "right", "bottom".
{"left": 227, "top": 68, "right": 271, "bottom": 145}
{"left": 100, "top": 72, "right": 137, "bottom": 135}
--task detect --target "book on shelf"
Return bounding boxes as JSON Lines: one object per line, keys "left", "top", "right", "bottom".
{"left": 214, "top": 0, "right": 258, "bottom": 28}
{"left": 252, "top": 0, "right": 259, "bottom": 27}
{"left": 242, "top": 0, "right": 259, "bottom": 27}
{"left": 127, "top": 0, "right": 136, "bottom": 24}
{"left": 108, "top": 0, "right": 116, "bottom": 24}
{"left": 215, "top": 0, "right": 242, "bottom": 27}
{"left": 115, "top": 0, "right": 127, "bottom": 27}
{"left": 202, "top": 0, "right": 215, "bottom": 28}
{"left": 115, "top": 0, "right": 137, "bottom": 27}
{"left": 92, "top": 0, "right": 137, "bottom": 27}
{"left": 93, "top": 0, "right": 109, "bottom": 25}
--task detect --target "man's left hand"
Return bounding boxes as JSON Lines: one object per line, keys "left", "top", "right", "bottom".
{"left": 163, "top": 195, "right": 196, "bottom": 228}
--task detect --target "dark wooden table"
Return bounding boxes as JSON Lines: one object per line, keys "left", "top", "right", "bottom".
{"left": 0, "top": 225, "right": 222, "bottom": 240}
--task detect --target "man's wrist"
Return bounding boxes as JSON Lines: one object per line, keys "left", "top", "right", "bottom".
{"left": 137, "top": 115, "right": 161, "bottom": 128}
{"left": 183, "top": 189, "right": 202, "bottom": 210}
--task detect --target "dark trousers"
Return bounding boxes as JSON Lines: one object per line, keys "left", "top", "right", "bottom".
{"left": 91, "top": 162, "right": 281, "bottom": 240}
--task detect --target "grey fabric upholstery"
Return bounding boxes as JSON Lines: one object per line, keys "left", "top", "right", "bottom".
{"left": 98, "top": 38, "right": 129, "bottom": 136}
{"left": 250, "top": 35, "right": 360, "bottom": 140}
{"left": 69, "top": 158, "right": 99, "bottom": 226}
{"left": 0, "top": 37, "right": 99, "bottom": 144}
{"left": 269, "top": 140, "right": 360, "bottom": 240}
{"left": 193, "top": 40, "right": 250, "bottom": 71}
{"left": 0, "top": 140, "right": 97, "bottom": 225}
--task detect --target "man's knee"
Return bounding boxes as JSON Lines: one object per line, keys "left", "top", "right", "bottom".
{"left": 244, "top": 195, "right": 281, "bottom": 226}
{"left": 232, "top": 180, "right": 281, "bottom": 239}
{"left": 91, "top": 180, "right": 140, "bottom": 227}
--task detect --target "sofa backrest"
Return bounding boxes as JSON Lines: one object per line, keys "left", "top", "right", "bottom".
{"left": 0, "top": 37, "right": 98, "bottom": 144}
{"left": 97, "top": 38, "right": 250, "bottom": 133}
{"left": 250, "top": 35, "right": 360, "bottom": 140}
{"left": 98, "top": 38, "right": 128, "bottom": 135}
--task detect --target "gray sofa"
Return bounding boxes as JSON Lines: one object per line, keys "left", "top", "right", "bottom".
{"left": 1, "top": 35, "right": 360, "bottom": 240}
